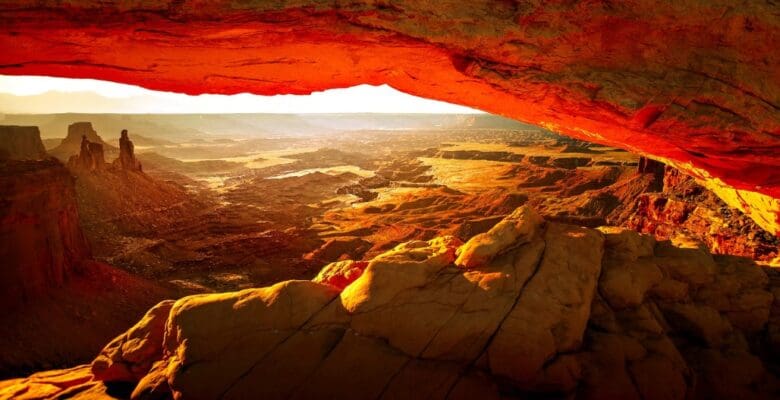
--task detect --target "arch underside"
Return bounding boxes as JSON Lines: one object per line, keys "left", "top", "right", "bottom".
{"left": 1, "top": 1, "right": 778, "bottom": 233}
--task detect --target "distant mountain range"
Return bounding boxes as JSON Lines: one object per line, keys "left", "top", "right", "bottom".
{"left": 0, "top": 113, "right": 536, "bottom": 141}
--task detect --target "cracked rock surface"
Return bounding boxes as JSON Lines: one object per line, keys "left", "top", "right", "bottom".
{"left": 3, "top": 206, "right": 778, "bottom": 399}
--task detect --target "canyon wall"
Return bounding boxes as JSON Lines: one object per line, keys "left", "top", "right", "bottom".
{"left": 0, "top": 1, "right": 778, "bottom": 234}
{"left": 0, "top": 158, "right": 91, "bottom": 307}
{"left": 0, "top": 126, "right": 47, "bottom": 160}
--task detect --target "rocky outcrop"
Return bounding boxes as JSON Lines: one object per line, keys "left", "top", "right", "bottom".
{"left": 1, "top": 1, "right": 778, "bottom": 234}
{"left": 0, "top": 125, "right": 47, "bottom": 160}
{"left": 115, "top": 129, "right": 142, "bottom": 172}
{"left": 637, "top": 156, "right": 665, "bottom": 191}
{"left": 5, "top": 206, "right": 778, "bottom": 399}
{"left": 0, "top": 158, "right": 91, "bottom": 307}
{"left": 67, "top": 135, "right": 106, "bottom": 171}
{"left": 49, "top": 122, "right": 114, "bottom": 161}
{"left": 625, "top": 167, "right": 779, "bottom": 261}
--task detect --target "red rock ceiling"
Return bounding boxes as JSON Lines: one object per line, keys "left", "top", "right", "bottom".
{"left": 1, "top": 1, "right": 778, "bottom": 234}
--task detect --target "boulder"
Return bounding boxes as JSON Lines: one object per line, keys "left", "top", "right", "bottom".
{"left": 455, "top": 206, "right": 542, "bottom": 268}
{"left": 312, "top": 260, "right": 368, "bottom": 290}
{"left": 4, "top": 206, "right": 780, "bottom": 399}
{"left": 487, "top": 222, "right": 604, "bottom": 390}
{"left": 92, "top": 300, "right": 175, "bottom": 382}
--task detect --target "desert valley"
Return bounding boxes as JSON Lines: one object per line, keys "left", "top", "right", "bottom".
{"left": 1, "top": 1, "right": 780, "bottom": 398}
{"left": 1, "top": 112, "right": 779, "bottom": 399}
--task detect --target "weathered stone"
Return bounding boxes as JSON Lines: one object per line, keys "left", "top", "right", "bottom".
{"left": 5, "top": 207, "right": 780, "bottom": 399}
{"left": 599, "top": 257, "right": 663, "bottom": 309}
{"left": 3, "top": 1, "right": 779, "bottom": 233}
{"left": 162, "top": 281, "right": 339, "bottom": 399}
{"left": 662, "top": 303, "right": 733, "bottom": 348}
{"left": 91, "top": 300, "right": 175, "bottom": 382}
{"left": 455, "top": 205, "right": 542, "bottom": 268}
{"left": 312, "top": 259, "right": 368, "bottom": 291}
{"left": 487, "top": 222, "right": 604, "bottom": 389}
{"left": 115, "top": 129, "right": 142, "bottom": 172}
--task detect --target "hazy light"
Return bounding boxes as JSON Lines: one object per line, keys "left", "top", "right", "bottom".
{"left": 0, "top": 75, "right": 483, "bottom": 114}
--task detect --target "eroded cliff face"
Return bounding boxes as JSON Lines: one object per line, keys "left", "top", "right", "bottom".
{"left": 1, "top": 1, "right": 778, "bottom": 233}
{"left": 0, "top": 126, "right": 47, "bottom": 160}
{"left": 0, "top": 158, "right": 91, "bottom": 307}
{"left": 50, "top": 122, "right": 115, "bottom": 162}
{"left": 4, "top": 206, "right": 778, "bottom": 399}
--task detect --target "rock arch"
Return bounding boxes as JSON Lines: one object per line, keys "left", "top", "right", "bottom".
{"left": 1, "top": 0, "right": 778, "bottom": 233}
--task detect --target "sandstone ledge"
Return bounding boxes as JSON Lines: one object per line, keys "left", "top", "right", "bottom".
{"left": 3, "top": 206, "right": 778, "bottom": 399}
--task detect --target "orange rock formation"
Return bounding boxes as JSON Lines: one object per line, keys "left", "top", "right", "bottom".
{"left": 1, "top": 1, "right": 778, "bottom": 234}
{"left": 0, "top": 158, "right": 92, "bottom": 307}
{"left": 4, "top": 206, "right": 778, "bottom": 399}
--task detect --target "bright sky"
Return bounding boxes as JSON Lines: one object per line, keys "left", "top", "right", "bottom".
{"left": 0, "top": 75, "right": 482, "bottom": 114}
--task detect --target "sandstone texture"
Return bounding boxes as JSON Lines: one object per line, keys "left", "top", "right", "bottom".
{"left": 1, "top": 1, "right": 778, "bottom": 234}
{"left": 7, "top": 206, "right": 779, "bottom": 399}
{"left": 0, "top": 125, "right": 47, "bottom": 160}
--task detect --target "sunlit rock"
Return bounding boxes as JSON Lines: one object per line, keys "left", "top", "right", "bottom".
{"left": 2, "top": 1, "right": 779, "bottom": 234}
{"left": 455, "top": 205, "right": 542, "bottom": 268}
{"left": 4, "top": 206, "right": 780, "bottom": 399}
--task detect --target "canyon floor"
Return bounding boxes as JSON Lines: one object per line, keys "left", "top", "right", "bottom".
{"left": 19, "top": 115, "right": 768, "bottom": 292}
{"left": 1, "top": 115, "right": 779, "bottom": 399}
{"left": 45, "top": 119, "right": 777, "bottom": 297}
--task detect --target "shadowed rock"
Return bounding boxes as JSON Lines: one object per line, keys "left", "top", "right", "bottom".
{"left": 116, "top": 129, "right": 142, "bottom": 172}
{"left": 67, "top": 135, "right": 106, "bottom": 171}
{"left": 0, "top": 159, "right": 91, "bottom": 307}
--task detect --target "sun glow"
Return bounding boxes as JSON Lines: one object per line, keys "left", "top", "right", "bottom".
{"left": 0, "top": 75, "right": 483, "bottom": 114}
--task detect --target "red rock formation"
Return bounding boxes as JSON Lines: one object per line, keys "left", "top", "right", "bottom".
{"left": 50, "top": 122, "right": 115, "bottom": 161}
{"left": 0, "top": 126, "right": 47, "bottom": 160}
{"left": 625, "top": 167, "right": 780, "bottom": 261}
{"left": 115, "top": 129, "right": 142, "bottom": 172}
{"left": 0, "top": 158, "right": 91, "bottom": 307}
{"left": 67, "top": 135, "right": 106, "bottom": 171}
{"left": 1, "top": 1, "right": 778, "bottom": 233}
